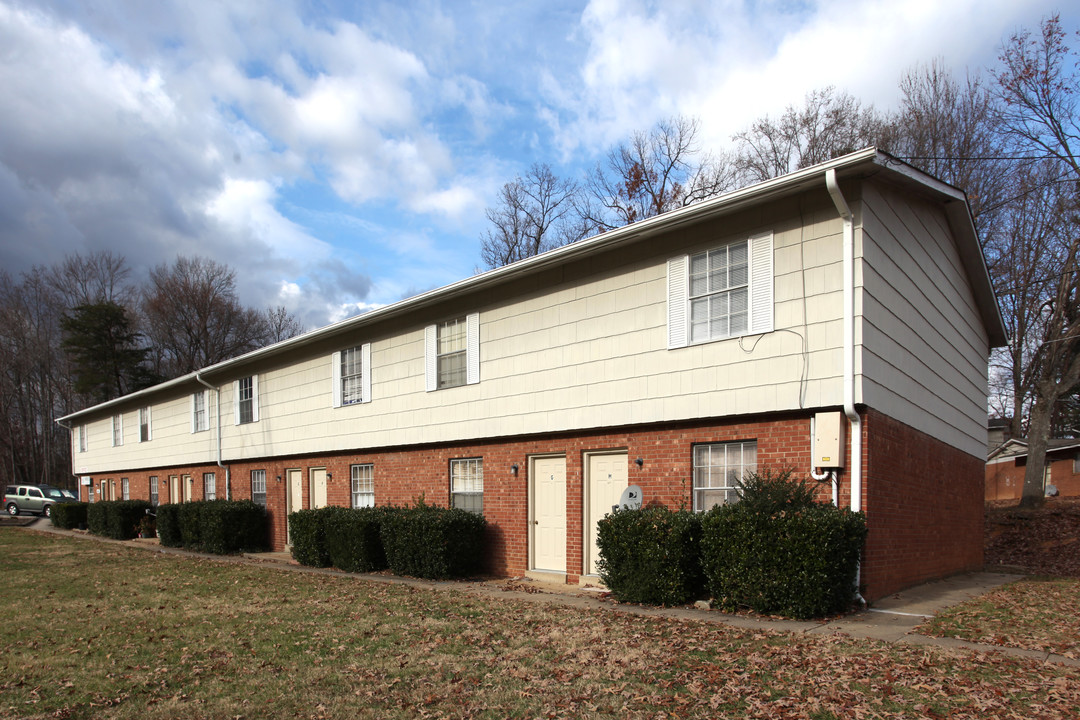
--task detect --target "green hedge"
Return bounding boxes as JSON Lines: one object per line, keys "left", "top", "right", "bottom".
{"left": 199, "top": 501, "right": 268, "bottom": 554}
{"left": 50, "top": 502, "right": 88, "bottom": 530}
{"left": 156, "top": 504, "right": 182, "bottom": 547}
{"left": 289, "top": 508, "right": 331, "bottom": 567}
{"left": 178, "top": 501, "right": 205, "bottom": 549}
{"left": 380, "top": 501, "right": 486, "bottom": 579}
{"left": 86, "top": 500, "right": 153, "bottom": 540}
{"left": 596, "top": 506, "right": 703, "bottom": 606}
{"left": 700, "top": 470, "right": 866, "bottom": 619}
{"left": 325, "top": 506, "right": 397, "bottom": 573}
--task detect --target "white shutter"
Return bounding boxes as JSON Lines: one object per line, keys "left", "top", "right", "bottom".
{"left": 361, "top": 343, "right": 372, "bottom": 403}
{"left": 190, "top": 393, "right": 196, "bottom": 433}
{"left": 667, "top": 255, "right": 689, "bottom": 348}
{"left": 425, "top": 324, "right": 437, "bottom": 392}
{"left": 251, "top": 374, "right": 260, "bottom": 422}
{"left": 749, "top": 232, "right": 774, "bottom": 334}
{"left": 146, "top": 406, "right": 152, "bottom": 441}
{"left": 331, "top": 351, "right": 342, "bottom": 408}
{"left": 466, "top": 312, "right": 480, "bottom": 385}
{"left": 233, "top": 380, "right": 241, "bottom": 425}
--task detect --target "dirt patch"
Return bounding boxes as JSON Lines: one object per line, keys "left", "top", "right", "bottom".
{"left": 985, "top": 496, "right": 1080, "bottom": 577}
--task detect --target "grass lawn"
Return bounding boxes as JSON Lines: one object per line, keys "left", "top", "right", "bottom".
{"left": 920, "top": 577, "right": 1080, "bottom": 659}
{"left": 2, "top": 530, "right": 1078, "bottom": 719}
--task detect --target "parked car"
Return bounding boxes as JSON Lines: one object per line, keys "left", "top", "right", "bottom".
{"left": 4, "top": 484, "right": 78, "bottom": 518}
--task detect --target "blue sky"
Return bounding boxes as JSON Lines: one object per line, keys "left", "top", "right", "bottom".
{"left": 0, "top": 0, "right": 1071, "bottom": 330}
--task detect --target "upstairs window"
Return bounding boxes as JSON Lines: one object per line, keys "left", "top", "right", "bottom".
{"left": 351, "top": 464, "right": 374, "bottom": 508}
{"left": 450, "top": 458, "right": 483, "bottom": 515}
{"left": 332, "top": 344, "right": 371, "bottom": 407}
{"left": 667, "top": 233, "right": 773, "bottom": 348}
{"left": 234, "top": 376, "right": 259, "bottom": 424}
{"left": 112, "top": 414, "right": 123, "bottom": 447}
{"left": 77, "top": 424, "right": 87, "bottom": 453}
{"left": 425, "top": 313, "right": 479, "bottom": 391}
{"left": 191, "top": 390, "right": 208, "bottom": 433}
{"left": 139, "top": 407, "right": 151, "bottom": 442}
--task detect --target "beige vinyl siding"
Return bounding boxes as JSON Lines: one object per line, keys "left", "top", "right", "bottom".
{"left": 858, "top": 181, "right": 990, "bottom": 458}
{"left": 68, "top": 194, "right": 853, "bottom": 471}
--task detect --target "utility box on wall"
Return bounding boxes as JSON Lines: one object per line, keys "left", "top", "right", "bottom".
{"left": 814, "top": 411, "right": 845, "bottom": 468}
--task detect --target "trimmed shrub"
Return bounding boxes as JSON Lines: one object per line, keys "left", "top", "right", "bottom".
{"left": 155, "top": 504, "right": 183, "bottom": 547}
{"left": 324, "top": 506, "right": 396, "bottom": 573}
{"left": 50, "top": 502, "right": 88, "bottom": 530}
{"left": 289, "top": 508, "right": 331, "bottom": 567}
{"left": 200, "top": 500, "right": 268, "bottom": 554}
{"left": 700, "top": 469, "right": 867, "bottom": 619}
{"left": 596, "top": 505, "right": 703, "bottom": 606}
{"left": 86, "top": 500, "right": 153, "bottom": 540}
{"left": 178, "top": 501, "right": 205, "bottom": 549}
{"left": 380, "top": 501, "right": 486, "bottom": 579}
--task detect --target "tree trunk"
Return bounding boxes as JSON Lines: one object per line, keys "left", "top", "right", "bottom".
{"left": 1020, "top": 394, "right": 1054, "bottom": 508}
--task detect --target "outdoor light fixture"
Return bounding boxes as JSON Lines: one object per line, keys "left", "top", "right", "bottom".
{"left": 326, "top": 471, "right": 333, "bottom": 480}
{"left": 635, "top": 458, "right": 644, "bottom": 468}
{"left": 276, "top": 475, "right": 282, "bottom": 483}
{"left": 511, "top": 463, "right": 519, "bottom": 476}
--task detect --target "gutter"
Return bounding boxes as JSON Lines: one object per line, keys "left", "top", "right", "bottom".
{"left": 195, "top": 372, "right": 230, "bottom": 500}
{"left": 825, "top": 168, "right": 866, "bottom": 607}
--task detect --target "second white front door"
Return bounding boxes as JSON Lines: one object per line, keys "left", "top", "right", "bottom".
{"left": 310, "top": 468, "right": 328, "bottom": 509}
{"left": 530, "top": 456, "right": 566, "bottom": 573}
{"left": 585, "top": 452, "right": 628, "bottom": 576}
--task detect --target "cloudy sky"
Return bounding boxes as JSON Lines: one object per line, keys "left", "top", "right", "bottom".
{"left": 0, "top": 0, "right": 1071, "bottom": 330}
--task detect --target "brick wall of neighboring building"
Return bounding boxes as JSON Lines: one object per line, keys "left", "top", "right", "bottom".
{"left": 862, "top": 409, "right": 984, "bottom": 599}
{"left": 986, "top": 452, "right": 1080, "bottom": 501}
{"left": 77, "top": 407, "right": 987, "bottom": 602}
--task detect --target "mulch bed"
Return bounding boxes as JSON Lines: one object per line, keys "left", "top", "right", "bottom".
{"left": 985, "top": 496, "right": 1080, "bottom": 577}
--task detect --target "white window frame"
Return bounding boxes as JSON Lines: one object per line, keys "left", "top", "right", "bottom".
{"left": 191, "top": 390, "right": 208, "bottom": 433}
{"left": 332, "top": 344, "right": 372, "bottom": 408}
{"left": 139, "top": 407, "right": 152, "bottom": 442}
{"left": 692, "top": 441, "right": 758, "bottom": 512}
{"left": 111, "top": 414, "right": 123, "bottom": 447}
{"left": 350, "top": 464, "right": 374, "bottom": 508}
{"left": 251, "top": 469, "right": 266, "bottom": 506}
{"left": 121, "top": 478, "right": 130, "bottom": 501}
{"left": 77, "top": 424, "right": 87, "bottom": 453}
{"left": 450, "top": 458, "right": 483, "bottom": 515}
{"left": 425, "top": 313, "right": 479, "bottom": 391}
{"left": 149, "top": 476, "right": 159, "bottom": 507}
{"left": 204, "top": 472, "right": 216, "bottom": 501}
{"left": 234, "top": 375, "right": 259, "bottom": 424}
{"left": 668, "top": 232, "right": 773, "bottom": 348}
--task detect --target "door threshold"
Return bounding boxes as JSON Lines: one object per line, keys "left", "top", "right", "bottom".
{"left": 524, "top": 569, "right": 567, "bottom": 584}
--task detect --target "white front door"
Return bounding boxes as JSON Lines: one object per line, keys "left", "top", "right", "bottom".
{"left": 182, "top": 475, "right": 192, "bottom": 502}
{"left": 286, "top": 468, "right": 303, "bottom": 545}
{"left": 585, "top": 452, "right": 628, "bottom": 576}
{"left": 169, "top": 476, "right": 179, "bottom": 504}
{"left": 310, "top": 468, "right": 328, "bottom": 509}
{"left": 530, "top": 456, "right": 566, "bottom": 573}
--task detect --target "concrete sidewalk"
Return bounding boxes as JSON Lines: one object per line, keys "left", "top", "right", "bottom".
{"left": 17, "top": 517, "right": 1076, "bottom": 667}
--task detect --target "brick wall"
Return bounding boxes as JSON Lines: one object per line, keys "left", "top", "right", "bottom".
{"left": 861, "top": 409, "right": 983, "bottom": 599}
{"left": 985, "top": 454, "right": 1080, "bottom": 501}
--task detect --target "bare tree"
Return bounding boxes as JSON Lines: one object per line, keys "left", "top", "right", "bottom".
{"left": 993, "top": 15, "right": 1080, "bottom": 507}
{"left": 479, "top": 164, "right": 583, "bottom": 269}
{"left": 263, "top": 305, "right": 305, "bottom": 344}
{"left": 43, "top": 250, "right": 135, "bottom": 309}
{"left": 579, "top": 115, "right": 734, "bottom": 231}
{"left": 143, "top": 256, "right": 274, "bottom": 376}
{"left": 733, "top": 87, "right": 886, "bottom": 183}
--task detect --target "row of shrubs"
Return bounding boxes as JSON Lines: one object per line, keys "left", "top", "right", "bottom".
{"left": 156, "top": 500, "right": 268, "bottom": 555}
{"left": 596, "top": 470, "right": 867, "bottom": 619}
{"left": 50, "top": 502, "right": 89, "bottom": 530}
{"left": 289, "top": 500, "right": 486, "bottom": 580}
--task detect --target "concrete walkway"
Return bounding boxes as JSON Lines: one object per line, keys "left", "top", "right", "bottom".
{"left": 16, "top": 517, "right": 1076, "bottom": 667}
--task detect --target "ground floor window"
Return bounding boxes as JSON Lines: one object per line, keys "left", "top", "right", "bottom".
{"left": 149, "top": 477, "right": 158, "bottom": 506}
{"left": 251, "top": 470, "right": 266, "bottom": 506}
{"left": 450, "top": 458, "right": 483, "bottom": 514}
{"left": 121, "top": 478, "right": 129, "bottom": 501}
{"left": 204, "top": 472, "right": 216, "bottom": 501}
{"left": 693, "top": 440, "right": 757, "bottom": 511}
{"left": 351, "top": 464, "right": 374, "bottom": 508}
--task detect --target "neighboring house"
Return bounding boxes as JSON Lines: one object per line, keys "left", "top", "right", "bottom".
{"left": 986, "top": 438, "right": 1080, "bottom": 500}
{"left": 57, "top": 148, "right": 1006, "bottom": 602}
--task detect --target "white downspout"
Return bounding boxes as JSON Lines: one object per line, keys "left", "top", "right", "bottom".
{"left": 826, "top": 168, "right": 865, "bottom": 606}
{"left": 195, "top": 372, "right": 230, "bottom": 500}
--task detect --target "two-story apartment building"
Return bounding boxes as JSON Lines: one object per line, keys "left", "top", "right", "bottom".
{"left": 57, "top": 148, "right": 1006, "bottom": 602}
